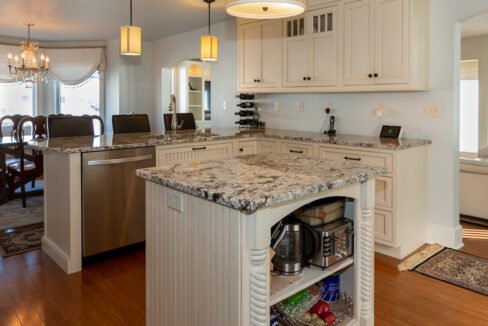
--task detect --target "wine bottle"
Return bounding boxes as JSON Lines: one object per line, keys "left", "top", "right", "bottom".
{"left": 235, "top": 119, "right": 253, "bottom": 125}
{"left": 237, "top": 102, "right": 255, "bottom": 108}
{"left": 234, "top": 111, "right": 255, "bottom": 117}
{"left": 236, "top": 94, "right": 255, "bottom": 100}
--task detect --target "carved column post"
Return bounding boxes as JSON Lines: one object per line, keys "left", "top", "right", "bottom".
{"left": 360, "top": 179, "right": 375, "bottom": 326}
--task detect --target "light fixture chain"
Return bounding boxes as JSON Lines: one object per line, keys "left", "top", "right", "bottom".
{"left": 130, "top": 0, "right": 133, "bottom": 26}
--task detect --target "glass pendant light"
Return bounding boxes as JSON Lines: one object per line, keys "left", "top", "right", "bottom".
{"left": 201, "top": 0, "right": 218, "bottom": 62}
{"left": 224, "top": 0, "right": 306, "bottom": 19}
{"left": 120, "top": 0, "right": 142, "bottom": 56}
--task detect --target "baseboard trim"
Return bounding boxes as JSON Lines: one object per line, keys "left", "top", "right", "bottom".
{"left": 42, "top": 236, "right": 81, "bottom": 274}
{"left": 427, "top": 223, "right": 463, "bottom": 250}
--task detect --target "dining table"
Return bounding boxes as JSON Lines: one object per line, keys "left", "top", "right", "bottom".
{"left": 0, "top": 135, "right": 33, "bottom": 204}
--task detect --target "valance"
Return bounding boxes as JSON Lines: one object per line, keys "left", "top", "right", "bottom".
{"left": 0, "top": 44, "right": 105, "bottom": 84}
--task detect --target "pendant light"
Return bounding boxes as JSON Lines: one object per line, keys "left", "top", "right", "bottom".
{"left": 120, "top": 0, "right": 142, "bottom": 56}
{"left": 225, "top": 0, "right": 306, "bottom": 19}
{"left": 201, "top": 0, "right": 218, "bottom": 62}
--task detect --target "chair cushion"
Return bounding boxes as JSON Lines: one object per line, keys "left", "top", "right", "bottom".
{"left": 8, "top": 161, "right": 36, "bottom": 172}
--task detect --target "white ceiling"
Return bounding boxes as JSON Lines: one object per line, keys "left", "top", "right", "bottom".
{"left": 0, "top": 0, "right": 230, "bottom": 42}
{"left": 462, "top": 11, "right": 488, "bottom": 38}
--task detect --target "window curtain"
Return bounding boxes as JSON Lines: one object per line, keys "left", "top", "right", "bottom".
{"left": 0, "top": 44, "right": 105, "bottom": 84}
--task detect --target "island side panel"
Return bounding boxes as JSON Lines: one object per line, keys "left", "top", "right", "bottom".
{"left": 145, "top": 182, "right": 242, "bottom": 326}
{"left": 42, "top": 152, "right": 82, "bottom": 274}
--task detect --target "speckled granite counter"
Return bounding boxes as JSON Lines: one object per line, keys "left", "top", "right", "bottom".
{"left": 29, "top": 128, "right": 431, "bottom": 154}
{"left": 136, "top": 153, "right": 387, "bottom": 212}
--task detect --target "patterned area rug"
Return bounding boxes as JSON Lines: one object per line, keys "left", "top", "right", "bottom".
{"left": 0, "top": 195, "right": 44, "bottom": 230}
{"left": 0, "top": 223, "right": 43, "bottom": 257}
{"left": 413, "top": 248, "right": 488, "bottom": 296}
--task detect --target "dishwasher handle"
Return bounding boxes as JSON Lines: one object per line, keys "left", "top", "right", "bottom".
{"left": 87, "top": 154, "right": 153, "bottom": 166}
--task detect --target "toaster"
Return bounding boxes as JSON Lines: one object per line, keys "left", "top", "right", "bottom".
{"left": 310, "top": 218, "right": 354, "bottom": 270}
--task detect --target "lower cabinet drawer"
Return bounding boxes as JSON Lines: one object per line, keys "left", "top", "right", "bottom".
{"left": 235, "top": 141, "right": 257, "bottom": 156}
{"left": 281, "top": 142, "right": 315, "bottom": 156}
{"left": 375, "top": 209, "right": 395, "bottom": 246}
{"left": 318, "top": 146, "right": 393, "bottom": 174}
{"left": 156, "top": 142, "right": 234, "bottom": 165}
{"left": 375, "top": 177, "right": 393, "bottom": 209}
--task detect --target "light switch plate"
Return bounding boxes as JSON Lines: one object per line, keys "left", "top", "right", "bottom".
{"left": 167, "top": 192, "right": 183, "bottom": 212}
{"left": 274, "top": 101, "right": 280, "bottom": 112}
{"left": 421, "top": 103, "right": 441, "bottom": 117}
{"left": 298, "top": 101, "right": 304, "bottom": 112}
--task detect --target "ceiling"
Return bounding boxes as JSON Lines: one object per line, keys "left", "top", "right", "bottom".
{"left": 0, "top": 0, "right": 230, "bottom": 42}
{"left": 462, "top": 11, "right": 488, "bottom": 38}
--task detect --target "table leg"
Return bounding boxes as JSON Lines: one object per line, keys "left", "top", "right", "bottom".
{"left": 0, "top": 150, "right": 8, "bottom": 204}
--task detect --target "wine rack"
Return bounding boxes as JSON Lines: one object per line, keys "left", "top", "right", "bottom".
{"left": 235, "top": 93, "right": 265, "bottom": 129}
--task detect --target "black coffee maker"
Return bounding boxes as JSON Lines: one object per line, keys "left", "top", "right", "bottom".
{"left": 271, "top": 216, "right": 317, "bottom": 276}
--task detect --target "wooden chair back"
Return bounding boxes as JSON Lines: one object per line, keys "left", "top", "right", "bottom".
{"left": 112, "top": 114, "right": 151, "bottom": 134}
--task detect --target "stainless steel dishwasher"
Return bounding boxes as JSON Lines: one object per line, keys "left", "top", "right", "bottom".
{"left": 82, "top": 147, "right": 155, "bottom": 257}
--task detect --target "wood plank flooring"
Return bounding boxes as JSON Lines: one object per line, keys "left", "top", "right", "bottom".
{"left": 0, "top": 223, "right": 486, "bottom": 325}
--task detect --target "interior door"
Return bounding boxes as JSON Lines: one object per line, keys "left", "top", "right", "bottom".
{"left": 343, "top": 0, "right": 375, "bottom": 86}
{"left": 374, "top": 0, "right": 409, "bottom": 85}
{"left": 282, "top": 16, "right": 308, "bottom": 87}
{"left": 307, "top": 6, "right": 339, "bottom": 87}
{"left": 239, "top": 22, "right": 262, "bottom": 88}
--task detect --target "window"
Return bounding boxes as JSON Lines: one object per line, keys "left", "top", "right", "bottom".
{"left": 0, "top": 82, "right": 35, "bottom": 118}
{"left": 57, "top": 71, "right": 100, "bottom": 116}
{"left": 460, "top": 60, "right": 479, "bottom": 153}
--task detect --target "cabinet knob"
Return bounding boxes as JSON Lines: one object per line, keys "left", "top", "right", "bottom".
{"left": 303, "top": 77, "right": 307, "bottom": 81}
{"left": 239, "top": 148, "right": 244, "bottom": 152}
{"left": 368, "top": 74, "right": 373, "bottom": 78}
{"left": 307, "top": 77, "right": 311, "bottom": 81}
{"left": 374, "top": 73, "right": 379, "bottom": 78}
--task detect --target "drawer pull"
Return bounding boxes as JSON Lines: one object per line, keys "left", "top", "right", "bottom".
{"left": 344, "top": 156, "right": 361, "bottom": 161}
{"left": 192, "top": 146, "right": 207, "bottom": 151}
{"left": 290, "top": 150, "right": 304, "bottom": 154}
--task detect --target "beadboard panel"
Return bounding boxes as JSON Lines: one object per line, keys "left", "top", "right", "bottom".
{"left": 146, "top": 182, "right": 242, "bottom": 326}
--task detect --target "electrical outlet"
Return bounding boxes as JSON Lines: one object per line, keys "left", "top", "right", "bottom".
{"left": 167, "top": 192, "right": 183, "bottom": 212}
{"left": 274, "top": 101, "right": 280, "bottom": 112}
{"left": 223, "top": 101, "right": 228, "bottom": 111}
{"left": 297, "top": 101, "right": 304, "bottom": 112}
{"left": 421, "top": 103, "right": 441, "bottom": 117}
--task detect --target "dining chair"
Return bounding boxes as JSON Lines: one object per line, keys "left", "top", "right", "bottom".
{"left": 7, "top": 115, "right": 47, "bottom": 207}
{"left": 0, "top": 114, "right": 28, "bottom": 138}
{"left": 112, "top": 114, "right": 151, "bottom": 134}
{"left": 163, "top": 113, "right": 197, "bottom": 131}
{"left": 47, "top": 115, "right": 104, "bottom": 138}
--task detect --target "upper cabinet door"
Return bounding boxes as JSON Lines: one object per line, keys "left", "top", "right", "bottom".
{"left": 238, "top": 20, "right": 281, "bottom": 89}
{"left": 260, "top": 20, "right": 281, "bottom": 88}
{"left": 307, "top": 6, "right": 339, "bottom": 87}
{"left": 239, "top": 22, "right": 262, "bottom": 88}
{"left": 374, "top": 0, "right": 409, "bottom": 85}
{"left": 343, "top": 0, "right": 375, "bottom": 86}
{"left": 282, "top": 16, "right": 308, "bottom": 87}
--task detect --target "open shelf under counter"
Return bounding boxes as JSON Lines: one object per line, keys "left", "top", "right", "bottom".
{"left": 270, "top": 258, "right": 354, "bottom": 306}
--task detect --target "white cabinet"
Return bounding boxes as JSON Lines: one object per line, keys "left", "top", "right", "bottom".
{"left": 344, "top": 0, "right": 428, "bottom": 89}
{"left": 238, "top": 20, "right": 281, "bottom": 90}
{"left": 281, "top": 141, "right": 316, "bottom": 156}
{"left": 156, "top": 142, "right": 234, "bottom": 165}
{"left": 235, "top": 140, "right": 257, "bottom": 156}
{"left": 318, "top": 144, "right": 429, "bottom": 258}
{"left": 257, "top": 140, "right": 281, "bottom": 153}
{"left": 282, "top": 5, "right": 339, "bottom": 87}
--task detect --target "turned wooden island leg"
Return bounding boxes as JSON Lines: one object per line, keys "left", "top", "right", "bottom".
{"left": 360, "top": 180, "right": 375, "bottom": 326}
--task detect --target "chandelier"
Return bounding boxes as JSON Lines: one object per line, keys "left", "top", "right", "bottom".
{"left": 7, "top": 23, "right": 50, "bottom": 83}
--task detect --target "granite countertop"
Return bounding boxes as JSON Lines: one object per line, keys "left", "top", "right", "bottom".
{"left": 29, "top": 128, "right": 431, "bottom": 154}
{"left": 136, "top": 153, "right": 387, "bottom": 213}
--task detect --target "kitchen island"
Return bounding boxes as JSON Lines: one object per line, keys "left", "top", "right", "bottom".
{"left": 29, "top": 128, "right": 429, "bottom": 274}
{"left": 137, "top": 153, "right": 386, "bottom": 326}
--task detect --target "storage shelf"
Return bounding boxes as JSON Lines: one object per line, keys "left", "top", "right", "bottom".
{"left": 270, "top": 258, "right": 354, "bottom": 306}
{"left": 189, "top": 90, "right": 202, "bottom": 93}
{"left": 188, "top": 105, "right": 202, "bottom": 107}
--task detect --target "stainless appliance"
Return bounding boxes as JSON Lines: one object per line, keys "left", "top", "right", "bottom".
{"left": 311, "top": 218, "right": 354, "bottom": 270}
{"left": 82, "top": 147, "right": 155, "bottom": 257}
{"left": 271, "top": 217, "right": 317, "bottom": 275}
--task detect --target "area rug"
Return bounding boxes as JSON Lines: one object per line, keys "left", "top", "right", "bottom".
{"left": 0, "top": 195, "right": 44, "bottom": 230}
{"left": 0, "top": 223, "right": 43, "bottom": 257}
{"left": 412, "top": 248, "right": 488, "bottom": 296}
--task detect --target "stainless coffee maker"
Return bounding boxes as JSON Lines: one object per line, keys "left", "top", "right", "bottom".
{"left": 271, "top": 217, "right": 317, "bottom": 276}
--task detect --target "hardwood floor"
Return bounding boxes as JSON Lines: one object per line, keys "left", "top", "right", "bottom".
{"left": 0, "top": 223, "right": 486, "bottom": 325}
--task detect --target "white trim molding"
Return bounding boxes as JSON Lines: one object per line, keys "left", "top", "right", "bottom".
{"left": 427, "top": 222, "right": 464, "bottom": 250}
